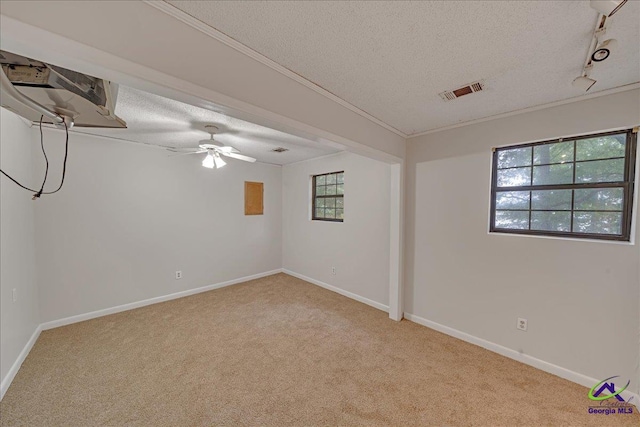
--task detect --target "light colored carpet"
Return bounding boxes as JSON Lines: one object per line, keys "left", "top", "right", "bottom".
{"left": 1, "top": 273, "right": 637, "bottom": 426}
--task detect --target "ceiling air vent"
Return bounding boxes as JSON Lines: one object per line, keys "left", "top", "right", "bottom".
{"left": 272, "top": 147, "right": 289, "bottom": 153}
{"left": 439, "top": 81, "right": 485, "bottom": 101}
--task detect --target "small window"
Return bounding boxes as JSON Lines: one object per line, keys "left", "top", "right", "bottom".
{"left": 490, "top": 129, "right": 637, "bottom": 241}
{"left": 312, "top": 171, "right": 344, "bottom": 222}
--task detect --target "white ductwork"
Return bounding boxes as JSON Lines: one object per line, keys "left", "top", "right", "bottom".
{"left": 0, "top": 50, "right": 126, "bottom": 129}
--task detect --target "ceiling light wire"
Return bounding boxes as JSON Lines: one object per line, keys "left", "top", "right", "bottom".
{"left": 0, "top": 117, "right": 70, "bottom": 199}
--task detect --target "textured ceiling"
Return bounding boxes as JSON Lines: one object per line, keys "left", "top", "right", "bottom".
{"left": 77, "top": 86, "right": 342, "bottom": 165}
{"left": 166, "top": 0, "right": 640, "bottom": 135}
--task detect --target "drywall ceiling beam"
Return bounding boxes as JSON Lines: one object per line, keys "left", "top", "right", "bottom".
{"left": 0, "top": 1, "right": 405, "bottom": 163}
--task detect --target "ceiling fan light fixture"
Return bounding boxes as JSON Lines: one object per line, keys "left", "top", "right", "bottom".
{"left": 202, "top": 152, "right": 215, "bottom": 169}
{"left": 214, "top": 152, "right": 227, "bottom": 169}
{"left": 172, "top": 127, "right": 255, "bottom": 168}
{"left": 590, "top": 0, "right": 628, "bottom": 17}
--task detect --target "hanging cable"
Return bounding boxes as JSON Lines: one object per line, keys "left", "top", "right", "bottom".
{"left": 0, "top": 117, "right": 70, "bottom": 199}
{"left": 33, "top": 116, "right": 49, "bottom": 199}
{"left": 40, "top": 119, "right": 70, "bottom": 196}
{"left": 0, "top": 117, "right": 46, "bottom": 195}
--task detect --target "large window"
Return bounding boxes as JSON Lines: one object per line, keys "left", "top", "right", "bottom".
{"left": 490, "top": 129, "right": 637, "bottom": 241}
{"left": 312, "top": 171, "right": 344, "bottom": 222}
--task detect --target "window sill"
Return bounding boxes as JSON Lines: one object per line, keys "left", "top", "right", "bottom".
{"left": 488, "top": 230, "right": 635, "bottom": 245}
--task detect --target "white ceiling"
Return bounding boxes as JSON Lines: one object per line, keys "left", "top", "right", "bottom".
{"left": 166, "top": 0, "right": 640, "bottom": 136}
{"left": 77, "top": 85, "right": 342, "bottom": 165}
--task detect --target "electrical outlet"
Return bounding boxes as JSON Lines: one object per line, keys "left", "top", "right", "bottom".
{"left": 517, "top": 318, "right": 528, "bottom": 332}
{"left": 331, "top": 267, "right": 336, "bottom": 275}
{"left": 12, "top": 288, "right": 17, "bottom": 302}
{"left": 175, "top": 270, "right": 183, "bottom": 280}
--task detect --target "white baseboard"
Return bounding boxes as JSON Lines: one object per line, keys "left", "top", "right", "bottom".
{"left": 2, "top": 269, "right": 282, "bottom": 401}
{"left": 404, "top": 313, "right": 640, "bottom": 410}
{"left": 282, "top": 269, "right": 389, "bottom": 313}
{"left": 6, "top": 275, "right": 636, "bottom": 411}
{"left": 40, "top": 269, "right": 283, "bottom": 330}
{"left": 1, "top": 325, "right": 42, "bottom": 401}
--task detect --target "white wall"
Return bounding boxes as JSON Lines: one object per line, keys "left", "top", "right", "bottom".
{"left": 405, "top": 89, "right": 640, "bottom": 394}
{"left": 0, "top": 110, "right": 40, "bottom": 390}
{"left": 283, "top": 152, "right": 391, "bottom": 309}
{"left": 32, "top": 129, "right": 282, "bottom": 323}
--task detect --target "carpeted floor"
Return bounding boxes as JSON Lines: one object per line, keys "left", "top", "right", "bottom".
{"left": 1, "top": 273, "right": 637, "bottom": 426}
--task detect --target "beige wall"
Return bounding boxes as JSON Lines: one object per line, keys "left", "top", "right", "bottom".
{"left": 0, "top": 110, "right": 40, "bottom": 394}
{"left": 405, "top": 89, "right": 640, "bottom": 394}
{"left": 283, "top": 152, "right": 391, "bottom": 308}
{"left": 32, "top": 129, "right": 282, "bottom": 323}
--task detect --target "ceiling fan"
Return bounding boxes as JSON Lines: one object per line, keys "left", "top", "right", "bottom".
{"left": 168, "top": 125, "right": 257, "bottom": 169}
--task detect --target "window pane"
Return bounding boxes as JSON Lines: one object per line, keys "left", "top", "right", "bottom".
{"left": 497, "top": 147, "right": 531, "bottom": 169}
{"left": 490, "top": 130, "right": 633, "bottom": 240}
{"left": 574, "top": 188, "right": 623, "bottom": 211}
{"left": 497, "top": 167, "right": 531, "bottom": 187}
{"left": 495, "top": 210, "right": 529, "bottom": 229}
{"left": 573, "top": 212, "right": 622, "bottom": 235}
{"left": 576, "top": 134, "right": 626, "bottom": 161}
{"left": 312, "top": 172, "right": 344, "bottom": 221}
{"left": 495, "top": 191, "right": 530, "bottom": 210}
{"left": 534, "top": 141, "right": 574, "bottom": 165}
{"left": 532, "top": 164, "right": 573, "bottom": 185}
{"left": 531, "top": 211, "right": 571, "bottom": 232}
{"left": 531, "top": 189, "right": 572, "bottom": 210}
{"left": 575, "top": 158, "right": 624, "bottom": 183}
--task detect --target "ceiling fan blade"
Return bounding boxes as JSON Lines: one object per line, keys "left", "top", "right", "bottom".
{"left": 222, "top": 152, "right": 257, "bottom": 163}
{"left": 169, "top": 150, "right": 207, "bottom": 157}
{"left": 217, "top": 146, "right": 240, "bottom": 154}
{"left": 200, "top": 143, "right": 239, "bottom": 154}
{"left": 167, "top": 147, "right": 203, "bottom": 152}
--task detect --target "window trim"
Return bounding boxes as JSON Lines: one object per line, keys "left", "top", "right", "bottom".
{"left": 312, "top": 171, "right": 344, "bottom": 222}
{"left": 489, "top": 129, "right": 637, "bottom": 241}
